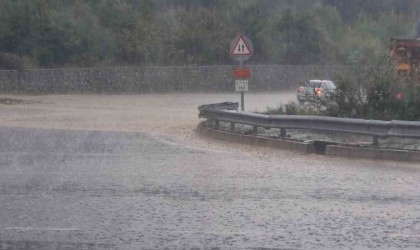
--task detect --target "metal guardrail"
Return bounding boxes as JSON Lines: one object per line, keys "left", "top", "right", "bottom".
{"left": 198, "top": 102, "right": 420, "bottom": 147}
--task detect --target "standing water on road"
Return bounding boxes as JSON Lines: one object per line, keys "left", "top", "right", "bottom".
{"left": 0, "top": 93, "right": 419, "bottom": 249}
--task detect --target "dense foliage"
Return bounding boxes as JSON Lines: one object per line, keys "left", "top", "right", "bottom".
{"left": 0, "top": 0, "right": 419, "bottom": 68}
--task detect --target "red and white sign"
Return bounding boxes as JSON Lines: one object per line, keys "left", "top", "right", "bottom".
{"left": 233, "top": 68, "right": 251, "bottom": 79}
{"left": 231, "top": 35, "right": 253, "bottom": 56}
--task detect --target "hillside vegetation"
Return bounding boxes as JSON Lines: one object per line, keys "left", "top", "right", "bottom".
{"left": 0, "top": 0, "right": 419, "bottom": 68}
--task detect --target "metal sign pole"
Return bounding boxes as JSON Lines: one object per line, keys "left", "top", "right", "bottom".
{"left": 240, "top": 60, "right": 244, "bottom": 111}
{"left": 241, "top": 91, "right": 245, "bottom": 111}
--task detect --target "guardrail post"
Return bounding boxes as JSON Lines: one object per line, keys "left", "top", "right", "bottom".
{"left": 230, "top": 122, "right": 235, "bottom": 132}
{"left": 373, "top": 136, "right": 379, "bottom": 148}
{"left": 280, "top": 128, "right": 286, "bottom": 138}
{"left": 253, "top": 126, "right": 258, "bottom": 135}
{"left": 215, "top": 120, "right": 220, "bottom": 129}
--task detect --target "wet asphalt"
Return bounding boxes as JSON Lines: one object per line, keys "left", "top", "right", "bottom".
{"left": 0, "top": 127, "right": 419, "bottom": 249}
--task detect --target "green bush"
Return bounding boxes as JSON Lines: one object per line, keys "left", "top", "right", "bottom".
{"left": 368, "top": 82, "right": 420, "bottom": 120}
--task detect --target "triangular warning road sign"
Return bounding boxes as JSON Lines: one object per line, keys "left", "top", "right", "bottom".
{"left": 231, "top": 35, "right": 252, "bottom": 56}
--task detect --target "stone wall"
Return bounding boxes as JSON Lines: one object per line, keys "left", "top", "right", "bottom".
{"left": 0, "top": 65, "right": 347, "bottom": 94}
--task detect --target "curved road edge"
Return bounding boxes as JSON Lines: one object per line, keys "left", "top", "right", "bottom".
{"left": 196, "top": 122, "right": 420, "bottom": 162}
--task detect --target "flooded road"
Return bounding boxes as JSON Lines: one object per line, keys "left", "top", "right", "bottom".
{"left": 0, "top": 92, "right": 293, "bottom": 136}
{"left": 0, "top": 93, "right": 419, "bottom": 249}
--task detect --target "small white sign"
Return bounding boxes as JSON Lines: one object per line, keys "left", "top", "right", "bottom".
{"left": 235, "top": 79, "right": 249, "bottom": 92}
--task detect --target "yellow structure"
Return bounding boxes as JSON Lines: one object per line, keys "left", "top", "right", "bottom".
{"left": 390, "top": 38, "right": 420, "bottom": 85}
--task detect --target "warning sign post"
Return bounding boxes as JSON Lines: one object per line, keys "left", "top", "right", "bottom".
{"left": 230, "top": 34, "right": 254, "bottom": 64}
{"left": 230, "top": 34, "right": 253, "bottom": 111}
{"left": 231, "top": 36, "right": 252, "bottom": 56}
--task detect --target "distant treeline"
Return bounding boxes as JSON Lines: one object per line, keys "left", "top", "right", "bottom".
{"left": 0, "top": 0, "right": 419, "bottom": 69}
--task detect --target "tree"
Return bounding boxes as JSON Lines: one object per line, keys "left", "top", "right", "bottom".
{"left": 312, "top": 5, "right": 343, "bottom": 63}
{"left": 160, "top": 7, "right": 231, "bottom": 65}
{"left": 117, "top": 16, "right": 161, "bottom": 64}
{"left": 268, "top": 9, "right": 321, "bottom": 64}
{"left": 0, "top": 0, "right": 115, "bottom": 67}
{"left": 0, "top": 0, "right": 418, "bottom": 67}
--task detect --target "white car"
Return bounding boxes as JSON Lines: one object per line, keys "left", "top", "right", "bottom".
{"left": 296, "top": 80, "right": 336, "bottom": 104}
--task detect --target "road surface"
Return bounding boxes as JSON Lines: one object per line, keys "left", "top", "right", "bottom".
{"left": 0, "top": 93, "right": 419, "bottom": 249}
